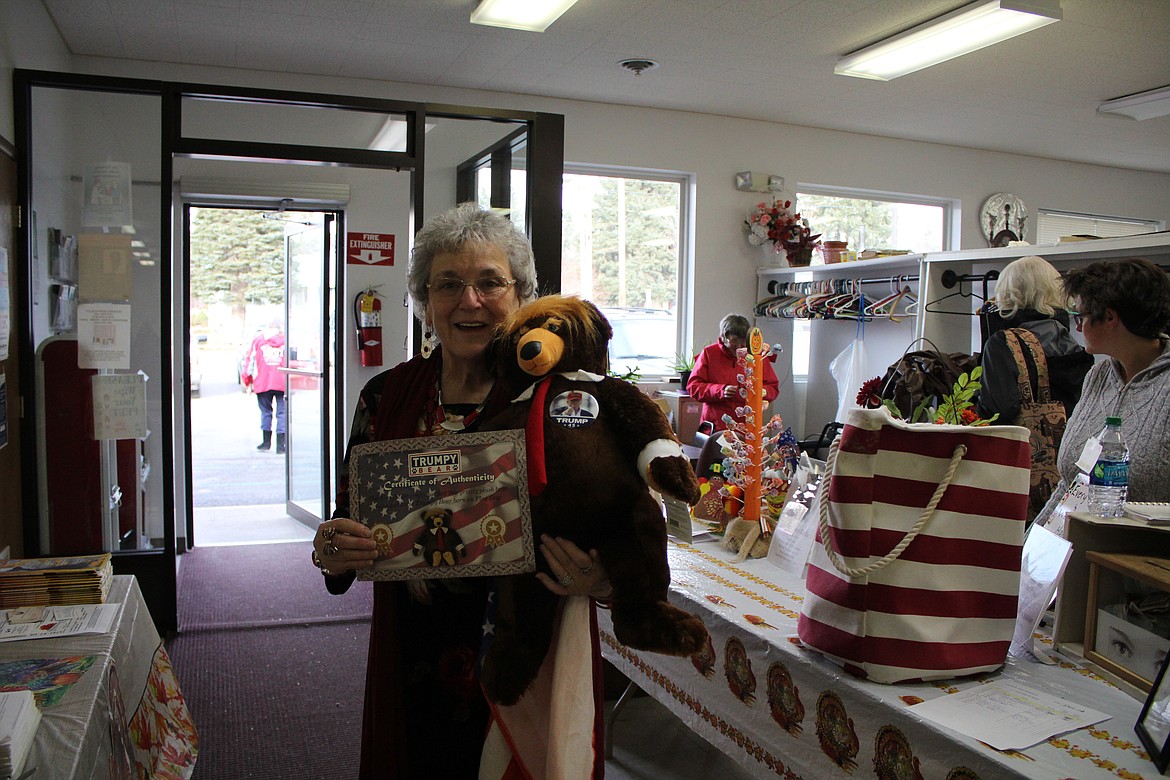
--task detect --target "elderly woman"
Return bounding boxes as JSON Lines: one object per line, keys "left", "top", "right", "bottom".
{"left": 977, "top": 254, "right": 1093, "bottom": 423}
{"left": 310, "top": 204, "right": 610, "bottom": 778}
{"left": 1035, "top": 257, "right": 1170, "bottom": 525}
{"left": 686, "top": 313, "right": 779, "bottom": 432}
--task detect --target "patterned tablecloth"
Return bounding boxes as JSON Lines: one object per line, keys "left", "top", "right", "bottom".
{"left": 600, "top": 539, "right": 1159, "bottom": 780}
{"left": 0, "top": 575, "right": 198, "bottom": 779}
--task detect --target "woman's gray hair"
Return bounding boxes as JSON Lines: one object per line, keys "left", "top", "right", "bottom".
{"left": 719, "top": 313, "right": 750, "bottom": 340}
{"left": 407, "top": 202, "right": 539, "bottom": 318}
{"left": 994, "top": 255, "right": 1064, "bottom": 318}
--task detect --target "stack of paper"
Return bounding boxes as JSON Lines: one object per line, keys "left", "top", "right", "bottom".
{"left": 1123, "top": 502, "right": 1170, "bottom": 526}
{"left": 0, "top": 690, "right": 40, "bottom": 779}
{"left": 0, "top": 554, "right": 113, "bottom": 609}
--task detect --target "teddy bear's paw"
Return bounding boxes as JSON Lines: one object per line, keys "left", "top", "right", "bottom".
{"left": 648, "top": 457, "right": 702, "bottom": 505}
{"left": 481, "top": 641, "right": 543, "bottom": 706}
{"left": 614, "top": 604, "right": 709, "bottom": 657}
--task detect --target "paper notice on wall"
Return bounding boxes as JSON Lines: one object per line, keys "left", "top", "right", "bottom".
{"left": 78, "top": 233, "right": 133, "bottom": 302}
{"left": 92, "top": 373, "right": 147, "bottom": 440}
{"left": 77, "top": 303, "right": 131, "bottom": 369}
{"left": 82, "top": 162, "right": 133, "bottom": 228}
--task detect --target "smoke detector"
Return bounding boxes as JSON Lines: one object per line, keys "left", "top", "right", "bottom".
{"left": 618, "top": 58, "right": 659, "bottom": 77}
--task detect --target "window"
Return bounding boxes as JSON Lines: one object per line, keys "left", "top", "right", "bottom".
{"left": 796, "top": 187, "right": 951, "bottom": 256}
{"left": 1035, "top": 210, "right": 1162, "bottom": 244}
{"left": 790, "top": 187, "right": 954, "bottom": 378}
{"left": 561, "top": 168, "right": 690, "bottom": 378}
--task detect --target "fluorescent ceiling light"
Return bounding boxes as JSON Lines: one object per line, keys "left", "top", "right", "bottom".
{"left": 470, "top": 0, "right": 580, "bottom": 32}
{"left": 835, "top": 0, "right": 1061, "bottom": 81}
{"left": 1097, "top": 85, "right": 1170, "bottom": 121}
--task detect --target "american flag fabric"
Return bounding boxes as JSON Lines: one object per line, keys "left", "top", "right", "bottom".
{"left": 797, "top": 406, "right": 1031, "bottom": 684}
{"left": 350, "top": 429, "right": 535, "bottom": 581}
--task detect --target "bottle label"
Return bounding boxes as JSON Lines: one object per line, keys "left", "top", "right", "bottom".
{"left": 1089, "top": 460, "right": 1128, "bottom": 487}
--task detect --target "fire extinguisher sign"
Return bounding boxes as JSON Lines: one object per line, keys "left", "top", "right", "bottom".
{"left": 347, "top": 232, "right": 395, "bottom": 266}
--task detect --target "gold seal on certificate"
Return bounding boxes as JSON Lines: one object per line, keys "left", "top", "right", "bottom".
{"left": 349, "top": 429, "right": 534, "bottom": 581}
{"left": 480, "top": 515, "right": 507, "bottom": 548}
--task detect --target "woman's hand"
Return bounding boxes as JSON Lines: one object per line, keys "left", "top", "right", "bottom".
{"left": 313, "top": 517, "right": 379, "bottom": 575}
{"left": 536, "top": 535, "right": 612, "bottom": 600}
{"left": 722, "top": 384, "right": 737, "bottom": 399}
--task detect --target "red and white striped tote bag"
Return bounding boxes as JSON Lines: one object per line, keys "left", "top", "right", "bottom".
{"left": 796, "top": 406, "right": 1031, "bottom": 684}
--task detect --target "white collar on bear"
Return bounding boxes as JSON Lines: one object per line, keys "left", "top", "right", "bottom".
{"left": 511, "top": 370, "right": 605, "bottom": 403}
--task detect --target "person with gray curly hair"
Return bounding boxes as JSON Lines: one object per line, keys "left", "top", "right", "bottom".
{"left": 977, "top": 254, "right": 1092, "bottom": 423}
{"left": 310, "top": 202, "right": 611, "bottom": 778}
{"left": 686, "top": 312, "right": 779, "bottom": 432}
{"left": 406, "top": 201, "right": 540, "bottom": 317}
{"left": 1035, "top": 256, "right": 1170, "bottom": 526}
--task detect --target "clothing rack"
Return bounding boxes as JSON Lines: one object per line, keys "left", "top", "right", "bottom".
{"left": 764, "top": 273, "right": 918, "bottom": 296}
{"left": 756, "top": 274, "right": 920, "bottom": 321}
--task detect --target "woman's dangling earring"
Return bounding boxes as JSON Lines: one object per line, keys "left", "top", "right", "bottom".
{"left": 421, "top": 326, "right": 437, "bottom": 359}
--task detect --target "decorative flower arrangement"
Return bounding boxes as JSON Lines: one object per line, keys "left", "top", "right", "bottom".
{"left": 744, "top": 199, "right": 821, "bottom": 258}
{"left": 857, "top": 368, "right": 999, "bottom": 426}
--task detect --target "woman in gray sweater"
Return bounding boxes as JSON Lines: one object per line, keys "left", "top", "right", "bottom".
{"left": 1035, "top": 257, "right": 1170, "bottom": 525}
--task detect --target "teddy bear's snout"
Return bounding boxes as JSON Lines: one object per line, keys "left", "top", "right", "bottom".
{"left": 516, "top": 328, "right": 565, "bottom": 376}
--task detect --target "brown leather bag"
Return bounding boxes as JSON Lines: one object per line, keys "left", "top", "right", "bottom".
{"left": 878, "top": 344, "right": 980, "bottom": 419}
{"left": 1003, "top": 328, "right": 1066, "bottom": 521}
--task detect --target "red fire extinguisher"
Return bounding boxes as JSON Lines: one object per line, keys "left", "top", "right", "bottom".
{"left": 354, "top": 289, "right": 383, "bottom": 367}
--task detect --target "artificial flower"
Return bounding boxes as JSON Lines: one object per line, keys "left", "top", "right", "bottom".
{"left": 744, "top": 199, "right": 821, "bottom": 254}
{"left": 855, "top": 376, "right": 884, "bottom": 409}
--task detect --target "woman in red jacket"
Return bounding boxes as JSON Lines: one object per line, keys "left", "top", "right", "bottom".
{"left": 686, "top": 313, "right": 779, "bottom": 432}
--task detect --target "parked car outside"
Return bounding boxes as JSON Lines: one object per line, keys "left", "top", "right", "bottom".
{"left": 190, "top": 334, "right": 206, "bottom": 396}
{"left": 600, "top": 307, "right": 677, "bottom": 379}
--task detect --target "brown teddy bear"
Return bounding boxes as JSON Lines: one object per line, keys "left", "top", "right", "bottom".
{"left": 412, "top": 507, "right": 466, "bottom": 567}
{"left": 479, "top": 295, "right": 708, "bottom": 705}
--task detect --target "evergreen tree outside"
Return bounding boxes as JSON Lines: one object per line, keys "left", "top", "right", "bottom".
{"left": 562, "top": 173, "right": 681, "bottom": 311}
{"left": 796, "top": 194, "right": 894, "bottom": 252}
{"left": 189, "top": 207, "right": 286, "bottom": 338}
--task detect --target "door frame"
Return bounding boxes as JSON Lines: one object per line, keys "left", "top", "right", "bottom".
{"left": 15, "top": 69, "right": 565, "bottom": 633}
{"left": 281, "top": 213, "right": 341, "bottom": 527}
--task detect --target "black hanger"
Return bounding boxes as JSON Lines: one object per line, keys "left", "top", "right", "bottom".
{"left": 925, "top": 269, "right": 999, "bottom": 315}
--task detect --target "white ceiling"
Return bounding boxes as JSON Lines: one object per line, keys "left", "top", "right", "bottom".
{"left": 39, "top": 0, "right": 1170, "bottom": 174}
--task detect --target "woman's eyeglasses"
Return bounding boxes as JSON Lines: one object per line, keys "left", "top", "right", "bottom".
{"left": 1068, "top": 310, "right": 1084, "bottom": 329}
{"left": 428, "top": 276, "right": 517, "bottom": 301}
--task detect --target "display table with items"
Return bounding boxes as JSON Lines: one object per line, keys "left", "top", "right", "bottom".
{"left": 601, "top": 539, "right": 1163, "bottom": 779}
{"left": 0, "top": 574, "right": 197, "bottom": 779}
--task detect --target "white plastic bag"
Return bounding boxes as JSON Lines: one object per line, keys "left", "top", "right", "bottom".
{"left": 829, "top": 338, "right": 869, "bottom": 423}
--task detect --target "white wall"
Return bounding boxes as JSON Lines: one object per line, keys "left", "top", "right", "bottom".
{"left": 0, "top": 0, "right": 71, "bottom": 148}
{"left": 61, "top": 56, "right": 1170, "bottom": 368}
{"left": 5, "top": 5, "right": 1170, "bottom": 435}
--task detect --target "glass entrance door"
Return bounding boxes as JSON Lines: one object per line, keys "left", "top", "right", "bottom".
{"left": 283, "top": 217, "right": 336, "bottom": 524}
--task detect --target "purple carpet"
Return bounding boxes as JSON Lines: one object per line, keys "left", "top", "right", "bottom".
{"left": 168, "top": 542, "right": 373, "bottom": 779}
{"left": 176, "top": 541, "right": 373, "bottom": 630}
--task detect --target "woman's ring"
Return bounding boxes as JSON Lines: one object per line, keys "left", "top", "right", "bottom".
{"left": 560, "top": 574, "right": 574, "bottom": 587}
{"left": 322, "top": 543, "right": 339, "bottom": 557}
{"left": 581, "top": 565, "right": 593, "bottom": 575}
{"left": 322, "top": 526, "right": 337, "bottom": 542}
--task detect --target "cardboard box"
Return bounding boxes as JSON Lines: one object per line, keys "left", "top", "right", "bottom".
{"left": 676, "top": 396, "right": 705, "bottom": 444}
{"left": 1053, "top": 513, "right": 1170, "bottom": 698}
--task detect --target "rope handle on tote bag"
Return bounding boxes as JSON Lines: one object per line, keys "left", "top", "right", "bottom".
{"left": 817, "top": 435, "right": 968, "bottom": 578}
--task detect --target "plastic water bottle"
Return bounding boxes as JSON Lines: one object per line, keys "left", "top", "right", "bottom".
{"left": 1088, "top": 416, "right": 1129, "bottom": 518}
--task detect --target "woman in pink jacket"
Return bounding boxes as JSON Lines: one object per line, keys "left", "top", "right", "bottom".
{"left": 244, "top": 322, "right": 287, "bottom": 452}
{"left": 686, "top": 313, "right": 779, "bottom": 432}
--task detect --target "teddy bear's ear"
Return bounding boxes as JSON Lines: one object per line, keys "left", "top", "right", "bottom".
{"left": 580, "top": 298, "right": 613, "bottom": 344}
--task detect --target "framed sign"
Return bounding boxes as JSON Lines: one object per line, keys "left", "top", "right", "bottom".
{"left": 1136, "top": 651, "right": 1170, "bottom": 774}
{"left": 349, "top": 430, "right": 534, "bottom": 581}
